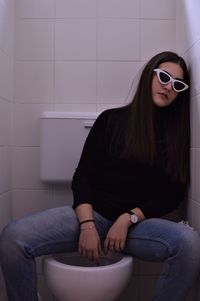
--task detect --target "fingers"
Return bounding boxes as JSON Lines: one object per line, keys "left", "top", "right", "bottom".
{"left": 104, "top": 238, "right": 125, "bottom": 254}
{"left": 78, "top": 243, "right": 102, "bottom": 265}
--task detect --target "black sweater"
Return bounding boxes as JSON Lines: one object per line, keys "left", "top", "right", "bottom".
{"left": 72, "top": 109, "right": 186, "bottom": 221}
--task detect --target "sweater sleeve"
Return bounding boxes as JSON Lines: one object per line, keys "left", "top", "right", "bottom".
{"left": 71, "top": 110, "right": 109, "bottom": 209}
{"left": 138, "top": 180, "right": 187, "bottom": 219}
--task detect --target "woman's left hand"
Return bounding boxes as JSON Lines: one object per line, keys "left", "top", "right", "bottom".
{"left": 104, "top": 213, "right": 131, "bottom": 254}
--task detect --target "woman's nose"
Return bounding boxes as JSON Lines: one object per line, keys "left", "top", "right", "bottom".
{"left": 164, "top": 82, "right": 173, "bottom": 91}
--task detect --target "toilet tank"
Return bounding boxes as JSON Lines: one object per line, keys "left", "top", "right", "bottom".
{"left": 40, "top": 112, "right": 100, "bottom": 183}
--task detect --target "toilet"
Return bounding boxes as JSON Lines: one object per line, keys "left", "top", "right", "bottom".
{"left": 40, "top": 112, "right": 134, "bottom": 301}
{"left": 44, "top": 252, "right": 133, "bottom": 301}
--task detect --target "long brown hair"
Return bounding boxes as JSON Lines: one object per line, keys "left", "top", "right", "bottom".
{"left": 109, "top": 51, "right": 190, "bottom": 184}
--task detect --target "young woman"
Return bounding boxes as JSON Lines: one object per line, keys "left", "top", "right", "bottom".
{"left": 1, "top": 51, "right": 200, "bottom": 301}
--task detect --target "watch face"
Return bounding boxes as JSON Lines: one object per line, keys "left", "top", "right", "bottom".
{"left": 131, "top": 214, "right": 138, "bottom": 223}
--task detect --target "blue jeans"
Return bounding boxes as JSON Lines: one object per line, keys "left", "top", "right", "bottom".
{"left": 0, "top": 206, "right": 200, "bottom": 301}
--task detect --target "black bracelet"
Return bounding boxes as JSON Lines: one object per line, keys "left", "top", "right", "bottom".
{"left": 79, "top": 219, "right": 95, "bottom": 226}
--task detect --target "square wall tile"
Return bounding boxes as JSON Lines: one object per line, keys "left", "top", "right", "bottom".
{"left": 141, "top": 20, "right": 176, "bottom": 61}
{"left": 141, "top": 0, "right": 176, "bottom": 19}
{"left": 12, "top": 190, "right": 53, "bottom": 220}
{"left": 55, "top": 62, "right": 96, "bottom": 103}
{"left": 55, "top": 0, "right": 97, "bottom": 18}
{"left": 16, "top": 0, "right": 55, "bottom": 18}
{"left": 14, "top": 62, "right": 54, "bottom": 103}
{"left": 12, "top": 103, "right": 54, "bottom": 147}
{"left": 97, "top": 0, "right": 140, "bottom": 18}
{"left": 98, "top": 20, "right": 140, "bottom": 60}
{"left": 0, "top": 99, "right": 11, "bottom": 146}
{"left": 0, "top": 147, "right": 11, "bottom": 193}
{"left": 12, "top": 147, "right": 47, "bottom": 189}
{"left": 97, "top": 62, "right": 141, "bottom": 103}
{"left": 15, "top": 20, "right": 54, "bottom": 61}
{"left": 0, "top": 51, "right": 12, "bottom": 101}
{"left": 55, "top": 20, "right": 96, "bottom": 60}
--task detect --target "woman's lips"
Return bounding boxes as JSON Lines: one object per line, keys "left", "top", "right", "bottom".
{"left": 158, "top": 92, "right": 168, "bottom": 99}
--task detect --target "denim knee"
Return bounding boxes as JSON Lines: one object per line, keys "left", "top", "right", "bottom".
{"left": 170, "top": 222, "right": 200, "bottom": 272}
{"left": 0, "top": 221, "right": 27, "bottom": 261}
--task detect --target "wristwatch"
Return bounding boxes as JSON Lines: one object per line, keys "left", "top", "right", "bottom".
{"left": 128, "top": 210, "right": 139, "bottom": 224}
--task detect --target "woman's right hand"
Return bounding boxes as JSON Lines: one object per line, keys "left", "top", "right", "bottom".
{"left": 78, "top": 224, "right": 102, "bottom": 265}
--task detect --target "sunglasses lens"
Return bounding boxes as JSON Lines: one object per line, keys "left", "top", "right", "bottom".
{"left": 159, "top": 71, "right": 170, "bottom": 84}
{"left": 173, "top": 81, "right": 186, "bottom": 92}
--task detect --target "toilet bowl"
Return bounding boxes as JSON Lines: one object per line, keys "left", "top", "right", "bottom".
{"left": 44, "top": 251, "right": 133, "bottom": 301}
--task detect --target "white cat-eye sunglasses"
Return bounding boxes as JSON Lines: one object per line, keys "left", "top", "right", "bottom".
{"left": 154, "top": 68, "right": 189, "bottom": 92}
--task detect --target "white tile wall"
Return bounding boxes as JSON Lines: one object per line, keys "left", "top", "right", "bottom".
{"left": 0, "top": 51, "right": 12, "bottom": 101}
{"left": 0, "top": 0, "right": 14, "bottom": 299}
{"left": 0, "top": 147, "right": 11, "bottom": 193}
{"left": 0, "top": 2, "right": 13, "bottom": 211}
{"left": 0, "top": 99, "right": 11, "bottom": 146}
